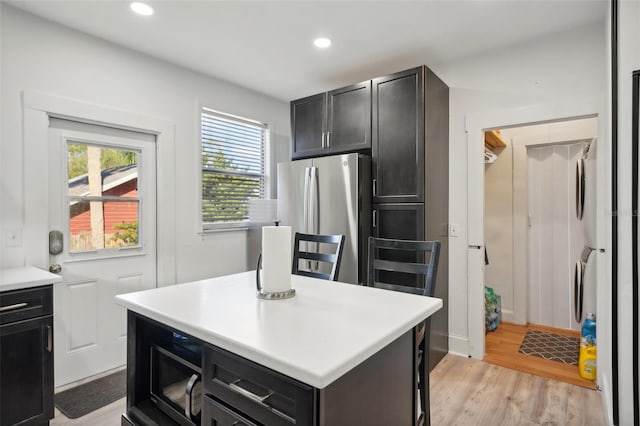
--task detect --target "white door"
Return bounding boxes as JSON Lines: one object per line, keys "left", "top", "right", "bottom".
{"left": 48, "top": 118, "right": 157, "bottom": 386}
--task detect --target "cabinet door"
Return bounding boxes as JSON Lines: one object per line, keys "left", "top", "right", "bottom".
{"left": 202, "top": 395, "right": 258, "bottom": 426}
{"left": 291, "top": 93, "right": 327, "bottom": 159}
{"left": 326, "top": 81, "right": 371, "bottom": 153}
{"left": 372, "top": 203, "right": 425, "bottom": 288}
{"left": 0, "top": 316, "right": 53, "bottom": 426}
{"left": 372, "top": 67, "right": 425, "bottom": 203}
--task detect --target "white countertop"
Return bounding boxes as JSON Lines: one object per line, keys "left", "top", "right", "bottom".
{"left": 115, "top": 271, "right": 442, "bottom": 389}
{"left": 0, "top": 266, "right": 62, "bottom": 292}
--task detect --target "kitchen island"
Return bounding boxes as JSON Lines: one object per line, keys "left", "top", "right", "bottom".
{"left": 115, "top": 271, "right": 442, "bottom": 426}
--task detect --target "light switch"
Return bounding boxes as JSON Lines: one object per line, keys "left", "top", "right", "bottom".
{"left": 449, "top": 223, "right": 460, "bottom": 238}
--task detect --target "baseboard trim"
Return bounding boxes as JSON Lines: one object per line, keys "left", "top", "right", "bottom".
{"left": 448, "top": 333, "right": 469, "bottom": 357}
{"left": 501, "top": 309, "right": 514, "bottom": 323}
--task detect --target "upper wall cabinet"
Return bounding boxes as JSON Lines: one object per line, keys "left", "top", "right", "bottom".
{"left": 371, "top": 66, "right": 448, "bottom": 205}
{"left": 291, "top": 81, "right": 371, "bottom": 159}
{"left": 371, "top": 67, "right": 425, "bottom": 203}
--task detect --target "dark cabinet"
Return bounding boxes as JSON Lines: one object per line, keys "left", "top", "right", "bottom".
{"left": 202, "top": 396, "right": 258, "bottom": 426}
{"left": 371, "top": 65, "right": 450, "bottom": 372}
{"left": 0, "top": 285, "right": 54, "bottom": 426}
{"left": 373, "top": 203, "right": 425, "bottom": 289}
{"left": 203, "top": 345, "right": 315, "bottom": 426}
{"left": 123, "top": 311, "right": 418, "bottom": 425}
{"left": 373, "top": 203, "right": 425, "bottom": 241}
{"left": 291, "top": 81, "right": 371, "bottom": 159}
{"left": 291, "top": 93, "right": 326, "bottom": 159}
{"left": 372, "top": 67, "right": 425, "bottom": 203}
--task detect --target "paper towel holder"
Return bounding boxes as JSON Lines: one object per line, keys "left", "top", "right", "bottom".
{"left": 255, "top": 254, "right": 296, "bottom": 300}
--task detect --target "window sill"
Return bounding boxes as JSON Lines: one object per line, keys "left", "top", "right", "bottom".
{"left": 199, "top": 227, "right": 249, "bottom": 235}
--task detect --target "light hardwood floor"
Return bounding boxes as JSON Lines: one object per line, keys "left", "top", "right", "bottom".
{"left": 430, "top": 354, "right": 607, "bottom": 425}
{"left": 484, "top": 322, "right": 597, "bottom": 389}
{"left": 52, "top": 354, "right": 607, "bottom": 425}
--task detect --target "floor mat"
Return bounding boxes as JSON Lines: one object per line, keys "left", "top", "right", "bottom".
{"left": 54, "top": 369, "right": 126, "bottom": 419}
{"left": 518, "top": 329, "right": 579, "bottom": 365}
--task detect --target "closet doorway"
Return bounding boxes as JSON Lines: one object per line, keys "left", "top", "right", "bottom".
{"left": 482, "top": 117, "right": 598, "bottom": 389}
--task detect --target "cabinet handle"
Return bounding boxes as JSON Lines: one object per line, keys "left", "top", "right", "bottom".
{"left": 326, "top": 131, "right": 331, "bottom": 147}
{"left": 229, "top": 379, "right": 272, "bottom": 404}
{"left": 321, "top": 132, "right": 326, "bottom": 149}
{"left": 373, "top": 210, "right": 378, "bottom": 228}
{"left": 0, "top": 302, "right": 27, "bottom": 312}
{"left": 46, "top": 325, "right": 53, "bottom": 352}
{"left": 372, "top": 179, "right": 377, "bottom": 197}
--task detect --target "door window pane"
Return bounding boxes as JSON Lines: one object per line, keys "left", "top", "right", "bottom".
{"left": 67, "top": 144, "right": 138, "bottom": 197}
{"left": 68, "top": 201, "right": 139, "bottom": 251}
{"left": 67, "top": 142, "right": 141, "bottom": 253}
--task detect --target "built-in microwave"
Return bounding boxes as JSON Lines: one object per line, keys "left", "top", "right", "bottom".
{"left": 149, "top": 333, "right": 203, "bottom": 426}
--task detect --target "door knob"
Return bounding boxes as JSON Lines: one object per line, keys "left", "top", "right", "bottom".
{"left": 49, "top": 264, "right": 62, "bottom": 273}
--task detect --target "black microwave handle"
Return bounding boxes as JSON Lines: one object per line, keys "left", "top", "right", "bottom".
{"left": 185, "top": 373, "right": 200, "bottom": 421}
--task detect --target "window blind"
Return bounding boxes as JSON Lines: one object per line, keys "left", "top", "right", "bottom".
{"left": 201, "top": 109, "right": 267, "bottom": 227}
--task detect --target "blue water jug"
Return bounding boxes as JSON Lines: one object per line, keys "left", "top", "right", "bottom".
{"left": 581, "top": 313, "right": 596, "bottom": 346}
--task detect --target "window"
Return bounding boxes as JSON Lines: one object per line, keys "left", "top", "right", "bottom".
{"left": 67, "top": 142, "right": 140, "bottom": 252}
{"left": 201, "top": 108, "right": 268, "bottom": 229}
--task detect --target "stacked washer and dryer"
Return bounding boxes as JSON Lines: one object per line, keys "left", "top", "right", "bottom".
{"left": 574, "top": 137, "right": 598, "bottom": 325}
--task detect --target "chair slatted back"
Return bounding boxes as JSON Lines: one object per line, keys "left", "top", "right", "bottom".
{"left": 292, "top": 233, "right": 346, "bottom": 281}
{"left": 367, "top": 237, "right": 440, "bottom": 297}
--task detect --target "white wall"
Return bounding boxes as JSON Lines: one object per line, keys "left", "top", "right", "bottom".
{"left": 616, "top": 1, "right": 640, "bottom": 424}
{"left": 434, "top": 22, "right": 607, "bottom": 357}
{"left": 484, "top": 139, "right": 514, "bottom": 319}
{"left": 0, "top": 5, "right": 290, "bottom": 282}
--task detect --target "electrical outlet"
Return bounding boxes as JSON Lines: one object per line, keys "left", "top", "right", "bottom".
{"left": 449, "top": 223, "right": 460, "bottom": 238}
{"left": 4, "top": 228, "right": 23, "bottom": 248}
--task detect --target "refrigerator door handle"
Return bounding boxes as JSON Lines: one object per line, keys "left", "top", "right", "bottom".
{"left": 309, "top": 166, "right": 319, "bottom": 270}
{"left": 310, "top": 167, "right": 319, "bottom": 235}
{"left": 303, "top": 167, "right": 312, "bottom": 270}
{"left": 303, "top": 167, "right": 311, "bottom": 234}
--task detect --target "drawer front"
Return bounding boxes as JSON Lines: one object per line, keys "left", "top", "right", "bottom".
{"left": 203, "top": 396, "right": 258, "bottom": 426}
{"left": 0, "top": 285, "right": 53, "bottom": 325}
{"left": 203, "top": 345, "right": 315, "bottom": 426}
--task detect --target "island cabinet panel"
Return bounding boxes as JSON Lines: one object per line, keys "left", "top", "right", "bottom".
{"left": 202, "top": 396, "right": 258, "bottom": 425}
{"left": 318, "top": 329, "right": 414, "bottom": 426}
{"left": 291, "top": 81, "right": 371, "bottom": 159}
{"left": 124, "top": 310, "right": 424, "bottom": 426}
{"left": 203, "top": 346, "right": 316, "bottom": 426}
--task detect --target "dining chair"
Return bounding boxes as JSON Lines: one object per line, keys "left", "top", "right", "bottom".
{"left": 292, "top": 233, "right": 346, "bottom": 281}
{"left": 367, "top": 236, "right": 441, "bottom": 426}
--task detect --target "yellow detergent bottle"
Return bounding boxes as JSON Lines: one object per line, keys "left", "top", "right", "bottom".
{"left": 578, "top": 313, "right": 597, "bottom": 380}
{"left": 579, "top": 344, "right": 597, "bottom": 380}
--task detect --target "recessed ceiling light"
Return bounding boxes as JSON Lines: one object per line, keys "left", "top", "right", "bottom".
{"left": 314, "top": 38, "right": 332, "bottom": 49}
{"left": 130, "top": 2, "right": 154, "bottom": 16}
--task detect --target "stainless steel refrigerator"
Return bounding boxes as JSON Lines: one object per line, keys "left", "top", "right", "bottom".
{"left": 277, "top": 153, "right": 371, "bottom": 285}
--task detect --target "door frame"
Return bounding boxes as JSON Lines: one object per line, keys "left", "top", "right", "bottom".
{"left": 22, "top": 90, "right": 176, "bottom": 287}
{"left": 465, "top": 100, "right": 605, "bottom": 360}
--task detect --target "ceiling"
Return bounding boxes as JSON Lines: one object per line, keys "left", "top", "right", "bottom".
{"left": 8, "top": 0, "right": 607, "bottom": 102}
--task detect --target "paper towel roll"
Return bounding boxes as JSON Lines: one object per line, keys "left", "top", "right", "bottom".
{"left": 261, "top": 226, "right": 292, "bottom": 293}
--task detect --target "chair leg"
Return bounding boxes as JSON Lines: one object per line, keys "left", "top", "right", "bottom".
{"left": 419, "top": 320, "right": 430, "bottom": 426}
